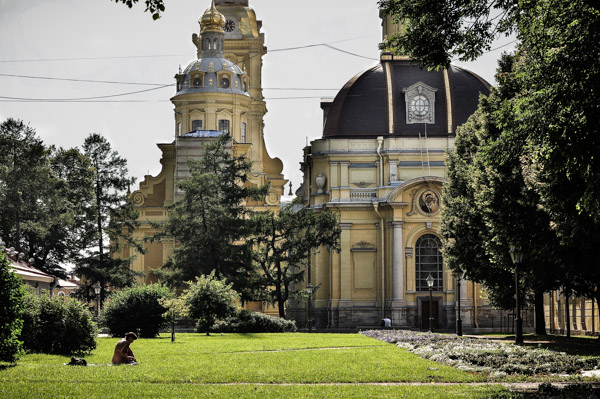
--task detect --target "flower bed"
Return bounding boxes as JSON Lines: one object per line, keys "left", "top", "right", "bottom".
{"left": 361, "top": 330, "right": 599, "bottom": 377}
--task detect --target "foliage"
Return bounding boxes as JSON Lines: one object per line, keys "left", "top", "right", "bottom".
{"left": 20, "top": 288, "right": 97, "bottom": 355}
{"left": 0, "top": 252, "right": 25, "bottom": 362}
{"left": 75, "top": 133, "right": 142, "bottom": 306}
{"left": 362, "top": 330, "right": 599, "bottom": 377}
{"left": 0, "top": 119, "right": 94, "bottom": 278}
{"left": 159, "top": 133, "right": 268, "bottom": 300}
{"left": 110, "top": 0, "right": 165, "bottom": 20}
{"left": 378, "top": 0, "right": 519, "bottom": 69}
{"left": 248, "top": 201, "right": 340, "bottom": 318}
{"left": 384, "top": 0, "right": 600, "bottom": 313}
{"left": 100, "top": 283, "right": 172, "bottom": 338}
{"left": 158, "top": 296, "right": 189, "bottom": 342}
{"left": 440, "top": 54, "right": 561, "bottom": 316}
{"left": 213, "top": 310, "right": 297, "bottom": 333}
{"left": 182, "top": 271, "right": 239, "bottom": 335}
{"left": 513, "top": 1, "right": 600, "bottom": 306}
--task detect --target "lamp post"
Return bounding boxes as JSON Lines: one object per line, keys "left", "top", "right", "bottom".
{"left": 509, "top": 247, "right": 523, "bottom": 344}
{"left": 426, "top": 273, "right": 435, "bottom": 332}
{"left": 306, "top": 283, "right": 313, "bottom": 332}
{"left": 94, "top": 282, "right": 102, "bottom": 320}
{"left": 454, "top": 270, "right": 465, "bottom": 336}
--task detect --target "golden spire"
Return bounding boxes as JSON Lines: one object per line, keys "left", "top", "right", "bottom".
{"left": 200, "top": 0, "right": 226, "bottom": 33}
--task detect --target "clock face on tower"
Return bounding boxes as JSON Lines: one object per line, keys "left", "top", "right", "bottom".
{"left": 224, "top": 20, "right": 235, "bottom": 32}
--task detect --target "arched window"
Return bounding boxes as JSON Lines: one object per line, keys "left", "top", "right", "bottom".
{"left": 213, "top": 38, "right": 218, "bottom": 50}
{"left": 415, "top": 234, "right": 443, "bottom": 291}
{"left": 241, "top": 122, "right": 246, "bottom": 143}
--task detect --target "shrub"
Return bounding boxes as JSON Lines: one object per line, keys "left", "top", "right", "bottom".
{"left": 20, "top": 289, "right": 97, "bottom": 355}
{"left": 183, "top": 272, "right": 239, "bottom": 335}
{"left": 0, "top": 252, "right": 25, "bottom": 362}
{"left": 100, "top": 283, "right": 172, "bottom": 338}
{"left": 213, "top": 310, "right": 297, "bottom": 333}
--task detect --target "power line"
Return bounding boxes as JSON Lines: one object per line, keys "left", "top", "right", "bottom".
{"left": 0, "top": 35, "right": 376, "bottom": 64}
{"left": 0, "top": 73, "right": 169, "bottom": 86}
{"left": 0, "top": 84, "right": 172, "bottom": 102}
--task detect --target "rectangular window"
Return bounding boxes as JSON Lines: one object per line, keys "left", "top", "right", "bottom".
{"left": 241, "top": 122, "right": 246, "bottom": 143}
{"left": 218, "top": 119, "right": 230, "bottom": 134}
{"left": 191, "top": 120, "right": 203, "bottom": 131}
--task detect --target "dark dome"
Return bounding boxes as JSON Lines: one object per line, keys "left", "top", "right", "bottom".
{"left": 322, "top": 58, "right": 491, "bottom": 138}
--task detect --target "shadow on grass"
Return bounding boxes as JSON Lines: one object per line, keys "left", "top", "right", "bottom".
{"left": 476, "top": 333, "right": 600, "bottom": 357}
{"left": 0, "top": 363, "right": 17, "bottom": 371}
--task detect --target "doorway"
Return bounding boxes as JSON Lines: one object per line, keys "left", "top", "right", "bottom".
{"left": 421, "top": 299, "right": 439, "bottom": 330}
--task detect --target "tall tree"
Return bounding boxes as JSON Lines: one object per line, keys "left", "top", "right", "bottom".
{"left": 442, "top": 53, "right": 561, "bottom": 331}
{"left": 159, "top": 133, "right": 268, "bottom": 300}
{"left": 248, "top": 203, "right": 340, "bottom": 318}
{"left": 381, "top": 0, "right": 600, "bottom": 324}
{"left": 75, "top": 133, "right": 141, "bottom": 304}
{"left": 0, "top": 120, "right": 95, "bottom": 278}
{"left": 0, "top": 119, "right": 48, "bottom": 254}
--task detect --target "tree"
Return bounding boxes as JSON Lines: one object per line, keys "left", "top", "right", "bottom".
{"left": 248, "top": 202, "right": 340, "bottom": 318}
{"left": 159, "top": 133, "right": 268, "bottom": 300}
{"left": 75, "top": 133, "right": 142, "bottom": 305}
{"left": 20, "top": 288, "right": 97, "bottom": 355}
{"left": 159, "top": 296, "right": 189, "bottom": 342}
{"left": 0, "top": 119, "right": 49, "bottom": 254}
{"left": 100, "top": 284, "right": 172, "bottom": 338}
{"left": 378, "top": 0, "right": 519, "bottom": 69}
{"left": 514, "top": 0, "right": 600, "bottom": 308}
{"left": 0, "top": 119, "right": 94, "bottom": 278}
{"left": 0, "top": 251, "right": 25, "bottom": 363}
{"left": 381, "top": 0, "right": 600, "bottom": 325}
{"left": 182, "top": 271, "right": 239, "bottom": 335}
{"left": 442, "top": 54, "right": 562, "bottom": 332}
{"left": 110, "top": 0, "right": 165, "bottom": 20}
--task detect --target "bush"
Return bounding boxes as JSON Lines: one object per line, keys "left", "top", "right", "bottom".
{"left": 183, "top": 272, "right": 239, "bottom": 335}
{"left": 21, "top": 289, "right": 97, "bottom": 355}
{"left": 213, "top": 310, "right": 297, "bottom": 333}
{"left": 100, "top": 283, "right": 172, "bottom": 338}
{"left": 0, "top": 252, "right": 25, "bottom": 362}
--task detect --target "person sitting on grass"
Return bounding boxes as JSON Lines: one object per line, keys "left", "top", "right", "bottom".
{"left": 112, "top": 332, "right": 138, "bottom": 365}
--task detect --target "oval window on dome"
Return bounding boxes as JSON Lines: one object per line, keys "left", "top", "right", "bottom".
{"left": 220, "top": 77, "right": 230, "bottom": 89}
{"left": 410, "top": 95, "right": 430, "bottom": 118}
{"left": 193, "top": 77, "right": 202, "bottom": 88}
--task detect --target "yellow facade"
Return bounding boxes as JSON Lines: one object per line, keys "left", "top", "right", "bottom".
{"left": 128, "top": 1, "right": 286, "bottom": 300}
{"left": 287, "top": 14, "right": 516, "bottom": 330}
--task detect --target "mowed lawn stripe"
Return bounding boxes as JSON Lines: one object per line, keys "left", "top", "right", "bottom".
{"left": 1, "top": 333, "right": 493, "bottom": 398}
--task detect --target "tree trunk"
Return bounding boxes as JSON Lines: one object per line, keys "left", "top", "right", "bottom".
{"left": 534, "top": 289, "right": 547, "bottom": 335}
{"left": 565, "top": 291, "right": 571, "bottom": 338}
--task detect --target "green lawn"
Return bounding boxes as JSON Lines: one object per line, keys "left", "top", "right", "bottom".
{"left": 0, "top": 333, "right": 520, "bottom": 398}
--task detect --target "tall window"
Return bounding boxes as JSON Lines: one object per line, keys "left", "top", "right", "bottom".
{"left": 415, "top": 234, "right": 443, "bottom": 291}
{"left": 241, "top": 122, "right": 246, "bottom": 143}
{"left": 218, "top": 119, "right": 230, "bottom": 134}
{"left": 191, "top": 120, "right": 202, "bottom": 131}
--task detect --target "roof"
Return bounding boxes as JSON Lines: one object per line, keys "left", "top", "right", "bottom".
{"left": 183, "top": 130, "right": 224, "bottom": 138}
{"left": 322, "top": 57, "right": 491, "bottom": 138}
{"left": 11, "top": 260, "right": 55, "bottom": 284}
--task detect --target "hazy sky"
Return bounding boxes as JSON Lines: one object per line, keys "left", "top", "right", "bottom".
{"left": 0, "top": 0, "right": 515, "bottom": 192}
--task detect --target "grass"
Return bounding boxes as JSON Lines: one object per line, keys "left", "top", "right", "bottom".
{"left": 0, "top": 333, "right": 524, "bottom": 398}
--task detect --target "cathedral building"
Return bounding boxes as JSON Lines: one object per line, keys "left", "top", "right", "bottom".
{"left": 125, "top": 0, "right": 543, "bottom": 332}
{"left": 127, "top": 0, "right": 287, "bottom": 301}
{"left": 286, "top": 12, "right": 512, "bottom": 330}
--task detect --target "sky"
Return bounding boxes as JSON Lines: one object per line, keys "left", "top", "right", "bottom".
{"left": 0, "top": 0, "right": 515, "bottom": 193}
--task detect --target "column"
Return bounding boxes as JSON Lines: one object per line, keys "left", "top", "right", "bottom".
{"left": 339, "top": 223, "right": 352, "bottom": 301}
{"left": 390, "top": 222, "right": 405, "bottom": 303}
